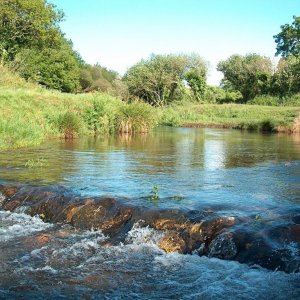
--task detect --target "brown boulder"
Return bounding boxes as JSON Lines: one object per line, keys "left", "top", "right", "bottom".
{"left": 159, "top": 231, "right": 187, "bottom": 253}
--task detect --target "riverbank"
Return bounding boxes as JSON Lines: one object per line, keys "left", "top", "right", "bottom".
{"left": 161, "top": 103, "right": 300, "bottom": 133}
{"left": 0, "top": 65, "right": 299, "bottom": 149}
{"left": 0, "top": 86, "right": 156, "bottom": 149}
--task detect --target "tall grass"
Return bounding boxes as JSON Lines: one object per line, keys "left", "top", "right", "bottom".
{"left": 116, "top": 102, "right": 156, "bottom": 134}
{"left": 0, "top": 66, "right": 158, "bottom": 148}
{"left": 249, "top": 94, "right": 300, "bottom": 107}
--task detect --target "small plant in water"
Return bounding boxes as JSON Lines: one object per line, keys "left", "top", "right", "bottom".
{"left": 255, "top": 214, "right": 262, "bottom": 221}
{"left": 25, "top": 158, "right": 47, "bottom": 168}
{"left": 151, "top": 185, "right": 160, "bottom": 201}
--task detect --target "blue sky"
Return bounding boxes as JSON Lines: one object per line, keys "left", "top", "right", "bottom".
{"left": 50, "top": 0, "right": 299, "bottom": 85}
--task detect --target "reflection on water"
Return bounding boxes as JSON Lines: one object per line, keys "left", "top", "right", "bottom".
{"left": 0, "top": 127, "right": 299, "bottom": 211}
{"left": 1, "top": 128, "right": 300, "bottom": 299}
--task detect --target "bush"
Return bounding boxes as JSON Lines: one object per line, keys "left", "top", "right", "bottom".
{"left": 57, "top": 111, "right": 81, "bottom": 139}
{"left": 12, "top": 44, "right": 80, "bottom": 93}
{"left": 84, "top": 96, "right": 120, "bottom": 134}
{"left": 220, "top": 90, "right": 243, "bottom": 104}
{"left": 204, "top": 86, "right": 243, "bottom": 104}
{"left": 281, "top": 94, "right": 300, "bottom": 106}
{"left": 249, "top": 94, "right": 300, "bottom": 107}
{"left": 249, "top": 95, "right": 280, "bottom": 106}
{"left": 116, "top": 102, "right": 157, "bottom": 134}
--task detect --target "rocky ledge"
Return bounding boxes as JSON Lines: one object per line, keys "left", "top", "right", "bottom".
{"left": 0, "top": 184, "right": 299, "bottom": 273}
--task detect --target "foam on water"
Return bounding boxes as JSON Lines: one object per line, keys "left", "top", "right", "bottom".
{"left": 0, "top": 219, "right": 299, "bottom": 299}
{"left": 125, "top": 221, "right": 165, "bottom": 246}
{"left": 0, "top": 210, "right": 52, "bottom": 241}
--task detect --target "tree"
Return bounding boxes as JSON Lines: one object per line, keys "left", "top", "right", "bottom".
{"left": 0, "top": 0, "right": 64, "bottom": 60}
{"left": 272, "top": 56, "right": 300, "bottom": 96}
{"left": 123, "top": 54, "right": 207, "bottom": 106}
{"left": 217, "top": 54, "right": 273, "bottom": 102}
{"left": 274, "top": 16, "right": 300, "bottom": 57}
{"left": 12, "top": 39, "right": 80, "bottom": 92}
{"left": 185, "top": 69, "right": 206, "bottom": 102}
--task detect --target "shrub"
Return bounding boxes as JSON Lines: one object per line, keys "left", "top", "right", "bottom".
{"left": 249, "top": 95, "right": 280, "bottom": 106}
{"left": 204, "top": 86, "right": 243, "bottom": 104}
{"left": 84, "top": 96, "right": 119, "bottom": 134}
{"left": 57, "top": 111, "right": 81, "bottom": 139}
{"left": 220, "top": 90, "right": 243, "bottom": 104}
{"left": 281, "top": 94, "right": 300, "bottom": 106}
{"left": 116, "top": 102, "right": 156, "bottom": 134}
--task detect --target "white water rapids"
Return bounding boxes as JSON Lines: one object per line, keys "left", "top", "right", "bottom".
{"left": 0, "top": 210, "right": 299, "bottom": 299}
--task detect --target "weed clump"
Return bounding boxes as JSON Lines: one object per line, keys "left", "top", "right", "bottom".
{"left": 57, "top": 111, "right": 81, "bottom": 139}
{"left": 84, "top": 98, "right": 119, "bottom": 134}
{"left": 116, "top": 102, "right": 156, "bottom": 134}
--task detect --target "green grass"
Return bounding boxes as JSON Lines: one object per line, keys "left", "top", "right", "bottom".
{"left": 116, "top": 102, "right": 157, "bottom": 134}
{"left": 0, "top": 65, "right": 299, "bottom": 150}
{"left": 160, "top": 103, "right": 300, "bottom": 132}
{"left": 0, "top": 65, "right": 157, "bottom": 149}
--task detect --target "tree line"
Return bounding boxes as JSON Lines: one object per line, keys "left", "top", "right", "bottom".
{"left": 0, "top": 0, "right": 299, "bottom": 106}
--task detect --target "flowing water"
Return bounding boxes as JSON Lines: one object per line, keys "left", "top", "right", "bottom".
{"left": 0, "top": 127, "right": 300, "bottom": 299}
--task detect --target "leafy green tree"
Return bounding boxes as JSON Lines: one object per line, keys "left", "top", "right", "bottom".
{"left": 217, "top": 54, "right": 273, "bottom": 102}
{"left": 12, "top": 40, "right": 80, "bottom": 92}
{"left": 0, "top": 0, "right": 64, "bottom": 60}
{"left": 124, "top": 54, "right": 207, "bottom": 106}
{"left": 272, "top": 56, "right": 300, "bottom": 96}
{"left": 185, "top": 70, "right": 206, "bottom": 102}
{"left": 274, "top": 16, "right": 300, "bottom": 57}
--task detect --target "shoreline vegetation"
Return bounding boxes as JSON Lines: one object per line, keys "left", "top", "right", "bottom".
{"left": 0, "top": 2, "right": 300, "bottom": 150}
{"left": 0, "top": 65, "right": 299, "bottom": 150}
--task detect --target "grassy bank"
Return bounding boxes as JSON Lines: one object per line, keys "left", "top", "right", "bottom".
{"left": 0, "top": 65, "right": 299, "bottom": 150}
{"left": 0, "top": 65, "right": 157, "bottom": 149}
{"left": 0, "top": 86, "right": 157, "bottom": 149}
{"left": 161, "top": 103, "right": 300, "bottom": 132}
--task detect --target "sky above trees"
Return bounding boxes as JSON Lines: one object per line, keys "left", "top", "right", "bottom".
{"left": 49, "top": 0, "right": 299, "bottom": 85}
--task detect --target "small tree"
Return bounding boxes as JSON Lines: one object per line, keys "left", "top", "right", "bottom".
{"left": 217, "top": 54, "right": 273, "bottom": 102}
{"left": 272, "top": 56, "right": 300, "bottom": 96}
{"left": 123, "top": 53, "right": 207, "bottom": 106}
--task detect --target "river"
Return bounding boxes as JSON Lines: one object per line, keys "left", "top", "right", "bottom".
{"left": 0, "top": 127, "right": 299, "bottom": 299}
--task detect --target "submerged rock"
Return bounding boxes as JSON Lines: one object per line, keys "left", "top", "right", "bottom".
{"left": 159, "top": 231, "right": 187, "bottom": 253}
{"left": 0, "top": 184, "right": 299, "bottom": 273}
{"left": 208, "top": 232, "right": 237, "bottom": 259}
{"left": 68, "top": 197, "right": 135, "bottom": 236}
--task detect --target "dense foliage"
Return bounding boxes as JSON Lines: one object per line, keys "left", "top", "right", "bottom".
{"left": 0, "top": 0, "right": 63, "bottom": 60}
{"left": 124, "top": 54, "right": 207, "bottom": 106}
{"left": 0, "top": 1, "right": 299, "bottom": 106}
{"left": 12, "top": 40, "right": 80, "bottom": 92}
{"left": 79, "top": 64, "right": 117, "bottom": 92}
{"left": 0, "top": 0, "right": 83, "bottom": 92}
{"left": 274, "top": 16, "right": 300, "bottom": 57}
{"left": 272, "top": 56, "right": 300, "bottom": 97}
{"left": 217, "top": 54, "right": 273, "bottom": 102}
